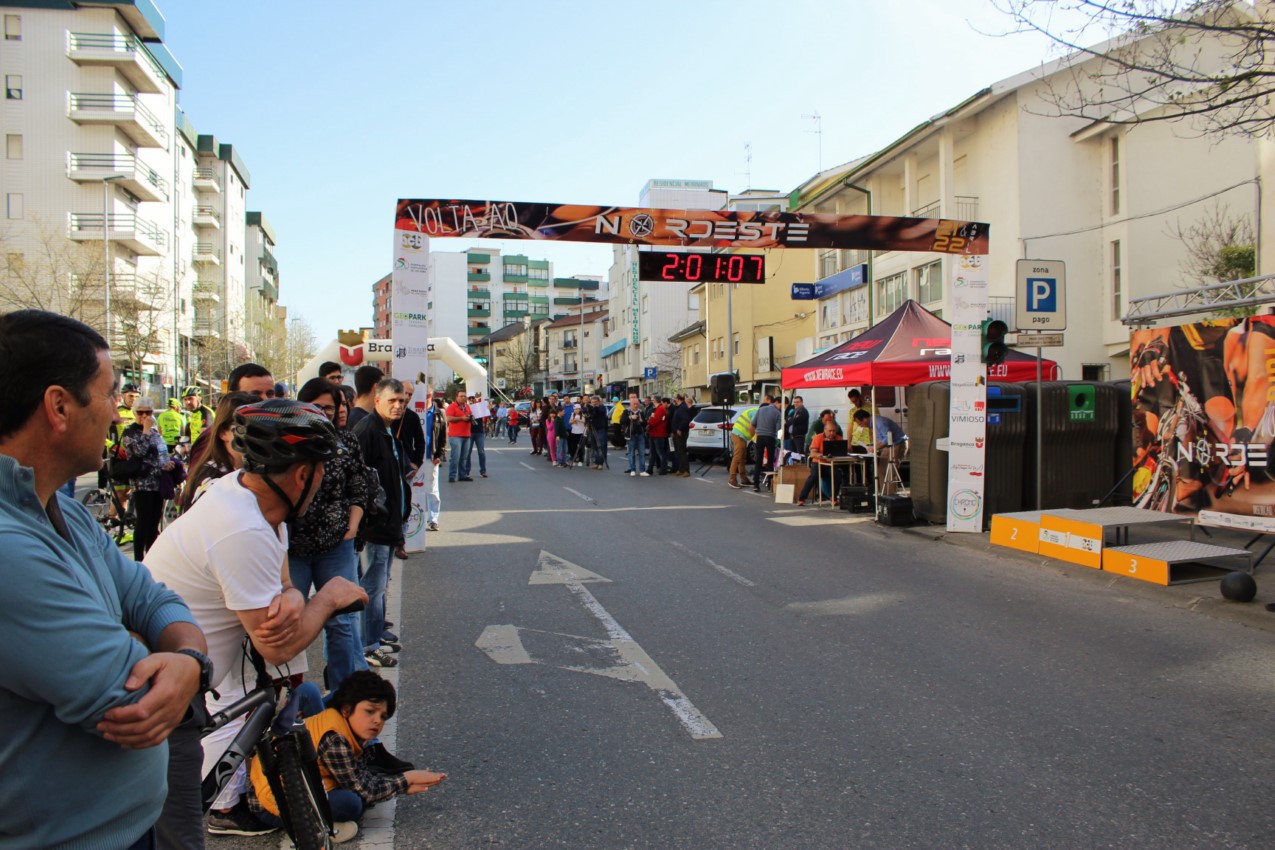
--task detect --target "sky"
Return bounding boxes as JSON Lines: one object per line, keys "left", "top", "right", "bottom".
{"left": 158, "top": 0, "right": 1061, "bottom": 340}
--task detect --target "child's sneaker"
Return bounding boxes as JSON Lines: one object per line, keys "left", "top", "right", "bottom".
{"left": 364, "top": 741, "right": 415, "bottom": 775}
{"left": 206, "top": 802, "right": 276, "bottom": 836}
{"left": 364, "top": 648, "right": 398, "bottom": 668}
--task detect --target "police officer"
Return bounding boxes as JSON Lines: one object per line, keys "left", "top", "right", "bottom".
{"left": 181, "top": 386, "right": 214, "bottom": 443}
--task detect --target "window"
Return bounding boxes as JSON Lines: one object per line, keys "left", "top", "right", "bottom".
{"left": 529, "top": 267, "right": 549, "bottom": 280}
{"left": 732, "top": 332, "right": 739, "bottom": 356}
{"left": 875, "top": 272, "right": 908, "bottom": 316}
{"left": 916, "top": 260, "right": 942, "bottom": 303}
{"left": 1111, "top": 240, "right": 1122, "bottom": 320}
{"left": 5, "top": 74, "right": 20, "bottom": 100}
{"left": 6, "top": 193, "right": 22, "bottom": 219}
{"left": 5, "top": 134, "right": 20, "bottom": 160}
{"left": 642, "top": 294, "right": 649, "bottom": 313}
{"left": 1082, "top": 364, "right": 1110, "bottom": 381}
{"left": 1110, "top": 136, "right": 1120, "bottom": 216}
{"left": 822, "top": 300, "right": 837, "bottom": 327}
{"left": 504, "top": 263, "right": 527, "bottom": 276}
{"left": 693, "top": 344, "right": 700, "bottom": 365}
{"left": 4, "top": 15, "right": 19, "bottom": 40}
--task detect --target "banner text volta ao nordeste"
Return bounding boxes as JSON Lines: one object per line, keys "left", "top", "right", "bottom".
{"left": 393, "top": 199, "right": 990, "bottom": 255}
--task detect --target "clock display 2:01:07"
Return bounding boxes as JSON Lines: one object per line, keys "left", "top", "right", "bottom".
{"left": 639, "top": 251, "right": 766, "bottom": 283}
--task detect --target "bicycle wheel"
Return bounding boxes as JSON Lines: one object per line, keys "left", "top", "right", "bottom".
{"left": 80, "top": 490, "right": 111, "bottom": 527}
{"left": 273, "top": 737, "right": 333, "bottom": 850}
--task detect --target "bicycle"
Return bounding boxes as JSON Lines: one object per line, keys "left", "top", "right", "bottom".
{"left": 201, "top": 641, "right": 343, "bottom": 850}
{"left": 81, "top": 485, "right": 135, "bottom": 546}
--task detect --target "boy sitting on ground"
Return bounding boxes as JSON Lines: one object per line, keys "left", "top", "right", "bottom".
{"left": 247, "top": 671, "right": 446, "bottom": 842}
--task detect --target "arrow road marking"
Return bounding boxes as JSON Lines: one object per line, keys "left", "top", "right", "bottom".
{"left": 476, "top": 551, "right": 722, "bottom": 740}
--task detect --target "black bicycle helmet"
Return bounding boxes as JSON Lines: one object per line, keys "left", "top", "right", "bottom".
{"left": 231, "top": 399, "right": 339, "bottom": 473}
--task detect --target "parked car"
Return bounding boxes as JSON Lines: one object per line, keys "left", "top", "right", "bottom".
{"left": 686, "top": 405, "right": 756, "bottom": 462}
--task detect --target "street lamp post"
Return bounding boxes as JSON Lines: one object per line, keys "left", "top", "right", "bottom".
{"left": 102, "top": 174, "right": 126, "bottom": 345}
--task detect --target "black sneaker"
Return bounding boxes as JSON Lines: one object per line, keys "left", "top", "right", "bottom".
{"left": 364, "top": 741, "right": 416, "bottom": 775}
{"left": 207, "top": 802, "right": 276, "bottom": 836}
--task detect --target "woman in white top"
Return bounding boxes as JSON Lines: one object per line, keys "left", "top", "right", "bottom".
{"left": 568, "top": 401, "right": 586, "bottom": 465}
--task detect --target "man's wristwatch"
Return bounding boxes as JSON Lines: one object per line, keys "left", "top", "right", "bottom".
{"left": 175, "top": 648, "right": 214, "bottom": 694}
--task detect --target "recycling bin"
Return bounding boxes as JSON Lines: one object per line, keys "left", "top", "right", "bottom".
{"left": 1022, "top": 381, "right": 1122, "bottom": 510}
{"left": 909, "top": 381, "right": 1027, "bottom": 527}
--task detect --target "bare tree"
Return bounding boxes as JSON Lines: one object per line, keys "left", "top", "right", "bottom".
{"left": 1167, "top": 201, "right": 1256, "bottom": 283}
{"left": 0, "top": 220, "right": 106, "bottom": 327}
{"left": 111, "top": 268, "right": 172, "bottom": 385}
{"left": 991, "top": 1, "right": 1275, "bottom": 137}
{"left": 495, "top": 331, "right": 544, "bottom": 393}
{"left": 650, "top": 344, "right": 685, "bottom": 397}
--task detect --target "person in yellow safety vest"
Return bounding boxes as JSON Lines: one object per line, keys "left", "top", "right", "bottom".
{"left": 181, "top": 386, "right": 215, "bottom": 443}
{"left": 157, "top": 398, "right": 186, "bottom": 450}
{"left": 107, "top": 382, "right": 140, "bottom": 451}
{"left": 728, "top": 405, "right": 759, "bottom": 489}
{"left": 847, "top": 388, "right": 872, "bottom": 448}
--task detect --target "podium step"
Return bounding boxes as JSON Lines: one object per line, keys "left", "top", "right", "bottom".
{"left": 1103, "top": 541, "right": 1252, "bottom": 586}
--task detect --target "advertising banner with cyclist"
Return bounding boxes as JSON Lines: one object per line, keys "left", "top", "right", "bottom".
{"left": 1132, "top": 316, "right": 1275, "bottom": 529}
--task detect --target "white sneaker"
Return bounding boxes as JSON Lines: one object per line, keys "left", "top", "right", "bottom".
{"left": 630, "top": 471, "right": 636, "bottom": 477}
{"left": 332, "top": 821, "right": 358, "bottom": 844}
{"left": 639, "top": 471, "right": 650, "bottom": 477}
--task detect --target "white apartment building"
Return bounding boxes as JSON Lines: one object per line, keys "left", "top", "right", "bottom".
{"left": 1, "top": 0, "right": 182, "bottom": 389}
{"left": 245, "top": 209, "right": 283, "bottom": 353}
{"left": 543, "top": 305, "right": 606, "bottom": 394}
{"left": 601, "top": 179, "right": 720, "bottom": 396}
{"left": 796, "top": 31, "right": 1257, "bottom": 379}
{"left": 1, "top": 0, "right": 274, "bottom": 393}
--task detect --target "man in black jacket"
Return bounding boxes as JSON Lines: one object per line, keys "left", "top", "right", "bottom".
{"left": 785, "top": 395, "right": 810, "bottom": 454}
{"left": 586, "top": 395, "right": 610, "bottom": 469}
{"left": 351, "top": 378, "right": 411, "bottom": 668}
{"left": 669, "top": 394, "right": 696, "bottom": 476}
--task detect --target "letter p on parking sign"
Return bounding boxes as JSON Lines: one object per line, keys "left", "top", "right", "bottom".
{"left": 1016, "top": 259, "right": 1066, "bottom": 331}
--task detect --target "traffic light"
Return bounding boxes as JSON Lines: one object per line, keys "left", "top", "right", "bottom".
{"left": 981, "top": 319, "right": 1008, "bottom": 365}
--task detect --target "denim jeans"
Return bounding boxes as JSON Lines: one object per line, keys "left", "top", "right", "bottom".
{"left": 557, "top": 435, "right": 569, "bottom": 463}
{"left": 257, "top": 788, "right": 364, "bottom": 827}
{"left": 591, "top": 427, "right": 608, "bottom": 466}
{"left": 360, "top": 543, "right": 392, "bottom": 652}
{"left": 426, "top": 461, "right": 441, "bottom": 523}
{"left": 467, "top": 427, "right": 486, "bottom": 475}
{"left": 626, "top": 434, "right": 647, "bottom": 472}
{"left": 649, "top": 437, "right": 669, "bottom": 473}
{"left": 289, "top": 539, "right": 367, "bottom": 688}
{"left": 447, "top": 435, "right": 470, "bottom": 480}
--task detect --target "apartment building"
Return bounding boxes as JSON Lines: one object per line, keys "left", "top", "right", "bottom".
{"left": 1, "top": 0, "right": 278, "bottom": 393}
{"left": 601, "top": 179, "right": 721, "bottom": 396}
{"left": 1, "top": 0, "right": 181, "bottom": 389}
{"left": 372, "top": 272, "right": 391, "bottom": 339}
{"left": 415, "top": 246, "right": 605, "bottom": 391}
{"left": 245, "top": 210, "right": 283, "bottom": 355}
{"left": 543, "top": 306, "right": 606, "bottom": 394}
{"left": 793, "top": 36, "right": 1257, "bottom": 379}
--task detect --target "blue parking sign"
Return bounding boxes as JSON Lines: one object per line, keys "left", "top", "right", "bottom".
{"left": 1026, "top": 277, "right": 1057, "bottom": 312}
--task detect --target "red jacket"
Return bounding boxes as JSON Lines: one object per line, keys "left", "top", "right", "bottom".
{"left": 647, "top": 405, "right": 669, "bottom": 438}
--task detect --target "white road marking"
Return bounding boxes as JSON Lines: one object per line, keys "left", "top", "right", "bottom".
{"left": 669, "top": 540, "right": 755, "bottom": 587}
{"left": 692, "top": 476, "right": 716, "bottom": 484}
{"left": 563, "top": 487, "right": 595, "bottom": 504}
{"left": 519, "top": 462, "right": 536, "bottom": 470}
{"left": 768, "top": 514, "right": 877, "bottom": 527}
{"left": 477, "top": 551, "right": 723, "bottom": 740}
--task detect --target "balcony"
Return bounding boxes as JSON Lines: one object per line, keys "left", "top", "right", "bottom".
{"left": 66, "top": 32, "right": 166, "bottom": 94}
{"left": 504, "top": 272, "right": 528, "bottom": 283}
{"left": 193, "top": 205, "right": 221, "bottom": 229}
{"left": 467, "top": 308, "right": 491, "bottom": 318}
{"left": 108, "top": 274, "right": 163, "bottom": 311}
{"left": 193, "top": 167, "right": 222, "bottom": 194}
{"left": 467, "top": 252, "right": 490, "bottom": 265}
{"left": 69, "top": 212, "right": 166, "bottom": 256}
{"left": 562, "top": 339, "right": 577, "bottom": 349}
{"left": 988, "top": 296, "right": 1015, "bottom": 326}
{"left": 193, "top": 243, "right": 221, "bottom": 266}
{"left": 468, "top": 326, "right": 488, "bottom": 337}
{"left": 910, "top": 196, "right": 980, "bottom": 222}
{"left": 467, "top": 288, "right": 490, "bottom": 299}
{"left": 468, "top": 271, "right": 491, "bottom": 282}
{"left": 192, "top": 315, "right": 221, "bottom": 338}
{"left": 66, "top": 152, "right": 168, "bottom": 202}
{"left": 67, "top": 92, "right": 168, "bottom": 148}
{"left": 193, "top": 281, "right": 221, "bottom": 303}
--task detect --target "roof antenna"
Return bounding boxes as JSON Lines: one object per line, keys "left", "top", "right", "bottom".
{"left": 801, "top": 112, "right": 822, "bottom": 173}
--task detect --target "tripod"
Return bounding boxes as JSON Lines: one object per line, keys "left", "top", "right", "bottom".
{"left": 570, "top": 425, "right": 608, "bottom": 470}
{"left": 696, "top": 402, "right": 733, "bottom": 478}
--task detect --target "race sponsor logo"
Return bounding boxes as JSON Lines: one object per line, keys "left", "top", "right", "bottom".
{"left": 803, "top": 367, "right": 845, "bottom": 383}
{"left": 949, "top": 489, "right": 982, "bottom": 519}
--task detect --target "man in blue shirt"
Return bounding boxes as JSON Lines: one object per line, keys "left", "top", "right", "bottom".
{"left": 0, "top": 310, "right": 207, "bottom": 850}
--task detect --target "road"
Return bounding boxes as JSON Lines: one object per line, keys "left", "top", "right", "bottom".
{"left": 178, "top": 442, "right": 1275, "bottom": 849}
{"left": 378, "top": 444, "right": 1275, "bottom": 849}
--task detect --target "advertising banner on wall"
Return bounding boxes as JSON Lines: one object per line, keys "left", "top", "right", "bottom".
{"left": 393, "top": 198, "right": 988, "bottom": 254}
{"left": 1132, "top": 316, "right": 1275, "bottom": 530}
{"left": 945, "top": 256, "right": 990, "bottom": 533}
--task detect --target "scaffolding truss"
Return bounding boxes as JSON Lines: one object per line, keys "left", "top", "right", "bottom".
{"left": 1123, "top": 274, "right": 1275, "bottom": 327}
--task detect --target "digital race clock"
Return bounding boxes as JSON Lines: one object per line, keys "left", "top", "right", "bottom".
{"left": 638, "top": 251, "right": 766, "bottom": 284}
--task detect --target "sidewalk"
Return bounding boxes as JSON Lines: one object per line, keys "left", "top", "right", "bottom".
{"left": 899, "top": 515, "right": 1275, "bottom": 635}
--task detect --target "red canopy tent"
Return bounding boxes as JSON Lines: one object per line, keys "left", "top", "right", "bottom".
{"left": 781, "top": 300, "right": 1059, "bottom": 389}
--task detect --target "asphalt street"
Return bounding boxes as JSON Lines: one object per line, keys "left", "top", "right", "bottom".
{"left": 164, "top": 442, "right": 1275, "bottom": 849}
